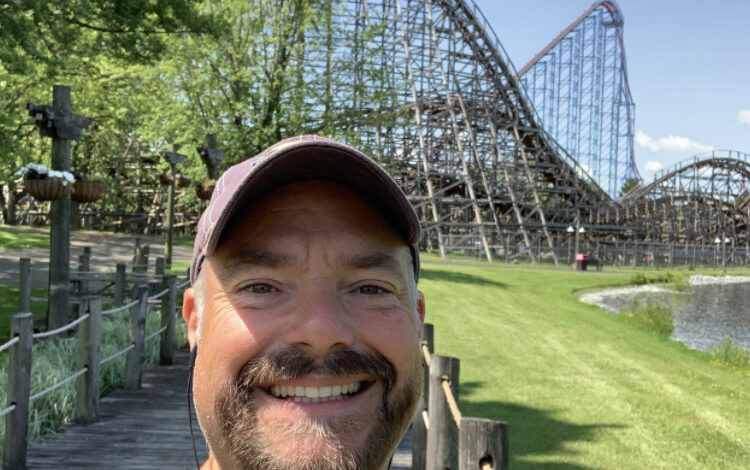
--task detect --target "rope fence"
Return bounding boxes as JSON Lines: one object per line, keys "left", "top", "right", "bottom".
{"left": 0, "top": 336, "right": 20, "bottom": 354}
{"left": 411, "top": 323, "right": 509, "bottom": 470}
{"left": 32, "top": 314, "right": 90, "bottom": 340}
{"left": 145, "top": 325, "right": 168, "bottom": 342}
{"left": 99, "top": 344, "right": 135, "bottom": 366}
{"left": 102, "top": 298, "right": 140, "bottom": 316}
{"left": 0, "top": 404, "right": 17, "bottom": 419}
{"left": 3, "top": 247, "right": 190, "bottom": 469}
{"left": 148, "top": 288, "right": 170, "bottom": 302}
{"left": 29, "top": 367, "right": 88, "bottom": 402}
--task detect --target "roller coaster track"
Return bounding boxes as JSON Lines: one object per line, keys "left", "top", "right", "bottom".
{"left": 517, "top": 1, "right": 639, "bottom": 198}
{"left": 256, "top": 0, "right": 614, "bottom": 263}
{"left": 593, "top": 150, "right": 750, "bottom": 244}
{"left": 98, "top": 0, "right": 747, "bottom": 263}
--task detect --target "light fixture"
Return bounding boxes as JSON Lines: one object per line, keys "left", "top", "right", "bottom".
{"left": 715, "top": 237, "right": 721, "bottom": 244}
{"left": 578, "top": 227, "right": 585, "bottom": 233}
{"left": 566, "top": 226, "right": 574, "bottom": 233}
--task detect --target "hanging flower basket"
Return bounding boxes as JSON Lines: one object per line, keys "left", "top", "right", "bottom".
{"left": 176, "top": 174, "right": 191, "bottom": 188}
{"left": 24, "top": 178, "right": 72, "bottom": 201}
{"left": 195, "top": 183, "right": 215, "bottom": 200}
{"left": 159, "top": 173, "right": 172, "bottom": 186}
{"left": 71, "top": 180, "right": 105, "bottom": 203}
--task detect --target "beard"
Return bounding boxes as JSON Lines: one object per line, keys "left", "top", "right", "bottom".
{"left": 208, "top": 347, "right": 421, "bottom": 470}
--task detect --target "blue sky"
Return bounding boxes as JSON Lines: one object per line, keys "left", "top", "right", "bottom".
{"left": 473, "top": 0, "right": 750, "bottom": 181}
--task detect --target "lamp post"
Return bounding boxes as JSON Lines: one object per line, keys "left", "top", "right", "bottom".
{"left": 567, "top": 225, "right": 574, "bottom": 265}
{"left": 575, "top": 219, "right": 585, "bottom": 262}
{"left": 161, "top": 145, "right": 187, "bottom": 269}
{"left": 714, "top": 235, "right": 731, "bottom": 274}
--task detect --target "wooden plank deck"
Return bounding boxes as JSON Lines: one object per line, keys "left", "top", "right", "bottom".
{"left": 26, "top": 350, "right": 412, "bottom": 469}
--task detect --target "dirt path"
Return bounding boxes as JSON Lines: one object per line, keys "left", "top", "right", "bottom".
{"left": 0, "top": 227, "right": 193, "bottom": 288}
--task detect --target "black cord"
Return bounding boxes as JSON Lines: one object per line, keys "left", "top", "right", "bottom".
{"left": 188, "top": 346, "right": 201, "bottom": 470}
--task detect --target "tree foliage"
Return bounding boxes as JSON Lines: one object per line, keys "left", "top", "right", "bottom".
{"left": 619, "top": 177, "right": 641, "bottom": 198}
{"left": 1, "top": 0, "right": 403, "bottom": 220}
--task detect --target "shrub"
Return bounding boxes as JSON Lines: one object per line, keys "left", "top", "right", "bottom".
{"left": 709, "top": 338, "right": 750, "bottom": 370}
{"left": 665, "top": 271, "right": 691, "bottom": 292}
{"left": 630, "top": 272, "right": 649, "bottom": 285}
{"left": 622, "top": 297, "right": 674, "bottom": 336}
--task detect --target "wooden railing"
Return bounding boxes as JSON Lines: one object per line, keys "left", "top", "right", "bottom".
{"left": 411, "top": 323, "right": 509, "bottom": 470}
{"left": 1, "top": 252, "right": 190, "bottom": 470}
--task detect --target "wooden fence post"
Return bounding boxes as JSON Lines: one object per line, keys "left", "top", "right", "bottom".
{"left": 73, "top": 251, "right": 90, "bottom": 318}
{"left": 153, "top": 257, "right": 165, "bottom": 296}
{"left": 160, "top": 275, "right": 177, "bottom": 365}
{"left": 155, "top": 257, "right": 165, "bottom": 276}
{"left": 18, "top": 258, "right": 31, "bottom": 313}
{"left": 426, "top": 355, "right": 460, "bottom": 470}
{"left": 114, "top": 263, "right": 126, "bottom": 307}
{"left": 133, "top": 243, "right": 149, "bottom": 273}
{"left": 140, "top": 245, "right": 150, "bottom": 273}
{"left": 459, "top": 417, "right": 509, "bottom": 470}
{"left": 76, "top": 296, "right": 101, "bottom": 424}
{"left": 2, "top": 313, "right": 33, "bottom": 470}
{"left": 125, "top": 286, "right": 148, "bottom": 390}
{"left": 412, "top": 322, "right": 434, "bottom": 470}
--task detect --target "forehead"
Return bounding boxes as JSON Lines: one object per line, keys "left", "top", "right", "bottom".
{"left": 214, "top": 180, "right": 408, "bottom": 261}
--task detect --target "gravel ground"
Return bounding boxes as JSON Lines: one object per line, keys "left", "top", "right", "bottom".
{"left": 0, "top": 227, "right": 193, "bottom": 288}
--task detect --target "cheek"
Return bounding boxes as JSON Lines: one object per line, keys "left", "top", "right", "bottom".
{"left": 193, "top": 300, "right": 280, "bottom": 412}
{"left": 356, "top": 310, "right": 422, "bottom": 377}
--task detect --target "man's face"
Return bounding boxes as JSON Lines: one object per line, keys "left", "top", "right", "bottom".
{"left": 183, "top": 180, "right": 425, "bottom": 470}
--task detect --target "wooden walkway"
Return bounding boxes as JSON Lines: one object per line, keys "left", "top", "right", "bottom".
{"left": 25, "top": 350, "right": 412, "bottom": 469}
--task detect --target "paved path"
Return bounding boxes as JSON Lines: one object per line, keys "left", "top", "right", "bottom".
{"left": 25, "top": 350, "right": 413, "bottom": 469}
{"left": 0, "top": 227, "right": 193, "bottom": 288}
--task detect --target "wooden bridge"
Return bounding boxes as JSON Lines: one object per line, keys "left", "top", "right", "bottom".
{"left": 24, "top": 349, "right": 413, "bottom": 469}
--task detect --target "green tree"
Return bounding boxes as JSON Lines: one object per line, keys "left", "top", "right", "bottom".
{"left": 619, "top": 177, "right": 641, "bottom": 197}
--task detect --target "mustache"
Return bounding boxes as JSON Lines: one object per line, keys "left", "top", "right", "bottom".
{"left": 235, "top": 347, "right": 397, "bottom": 393}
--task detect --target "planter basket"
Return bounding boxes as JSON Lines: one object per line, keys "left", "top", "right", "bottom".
{"left": 25, "top": 178, "right": 71, "bottom": 202}
{"left": 71, "top": 180, "right": 105, "bottom": 203}
{"left": 176, "top": 174, "right": 191, "bottom": 188}
{"left": 195, "top": 184, "right": 215, "bottom": 200}
{"left": 159, "top": 173, "right": 172, "bottom": 186}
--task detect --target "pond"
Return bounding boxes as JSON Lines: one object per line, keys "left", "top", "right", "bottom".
{"left": 579, "top": 275, "right": 750, "bottom": 352}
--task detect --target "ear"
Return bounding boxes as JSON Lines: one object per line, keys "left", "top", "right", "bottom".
{"left": 416, "top": 290, "right": 426, "bottom": 327}
{"left": 182, "top": 287, "right": 199, "bottom": 350}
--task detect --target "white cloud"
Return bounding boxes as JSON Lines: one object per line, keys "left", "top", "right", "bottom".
{"left": 738, "top": 109, "right": 750, "bottom": 128}
{"left": 635, "top": 130, "right": 712, "bottom": 154}
{"left": 644, "top": 160, "right": 663, "bottom": 172}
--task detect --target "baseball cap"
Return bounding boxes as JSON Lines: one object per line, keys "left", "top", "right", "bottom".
{"left": 190, "top": 135, "right": 421, "bottom": 284}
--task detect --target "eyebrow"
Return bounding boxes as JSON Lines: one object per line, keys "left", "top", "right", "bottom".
{"left": 214, "top": 248, "right": 407, "bottom": 282}
{"left": 216, "top": 248, "right": 296, "bottom": 282}
{"left": 338, "top": 252, "right": 406, "bottom": 277}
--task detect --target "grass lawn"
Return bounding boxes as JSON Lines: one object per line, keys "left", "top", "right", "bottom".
{"left": 0, "top": 285, "right": 47, "bottom": 342}
{"left": 0, "top": 226, "right": 49, "bottom": 249}
{"left": 419, "top": 263, "right": 749, "bottom": 469}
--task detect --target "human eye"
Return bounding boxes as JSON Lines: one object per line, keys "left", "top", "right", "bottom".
{"left": 244, "top": 283, "right": 276, "bottom": 294}
{"left": 356, "top": 284, "right": 393, "bottom": 295}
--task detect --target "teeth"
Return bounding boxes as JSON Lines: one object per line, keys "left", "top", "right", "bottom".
{"left": 270, "top": 381, "right": 364, "bottom": 400}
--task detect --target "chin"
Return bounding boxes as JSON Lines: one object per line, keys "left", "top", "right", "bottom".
{"left": 260, "top": 415, "right": 368, "bottom": 458}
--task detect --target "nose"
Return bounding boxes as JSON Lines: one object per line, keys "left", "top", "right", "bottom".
{"left": 283, "top": 284, "right": 355, "bottom": 356}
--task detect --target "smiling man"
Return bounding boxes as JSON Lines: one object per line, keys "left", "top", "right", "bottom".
{"left": 183, "top": 135, "right": 425, "bottom": 470}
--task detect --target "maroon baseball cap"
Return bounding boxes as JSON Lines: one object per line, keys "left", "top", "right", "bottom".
{"left": 190, "top": 135, "right": 420, "bottom": 283}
